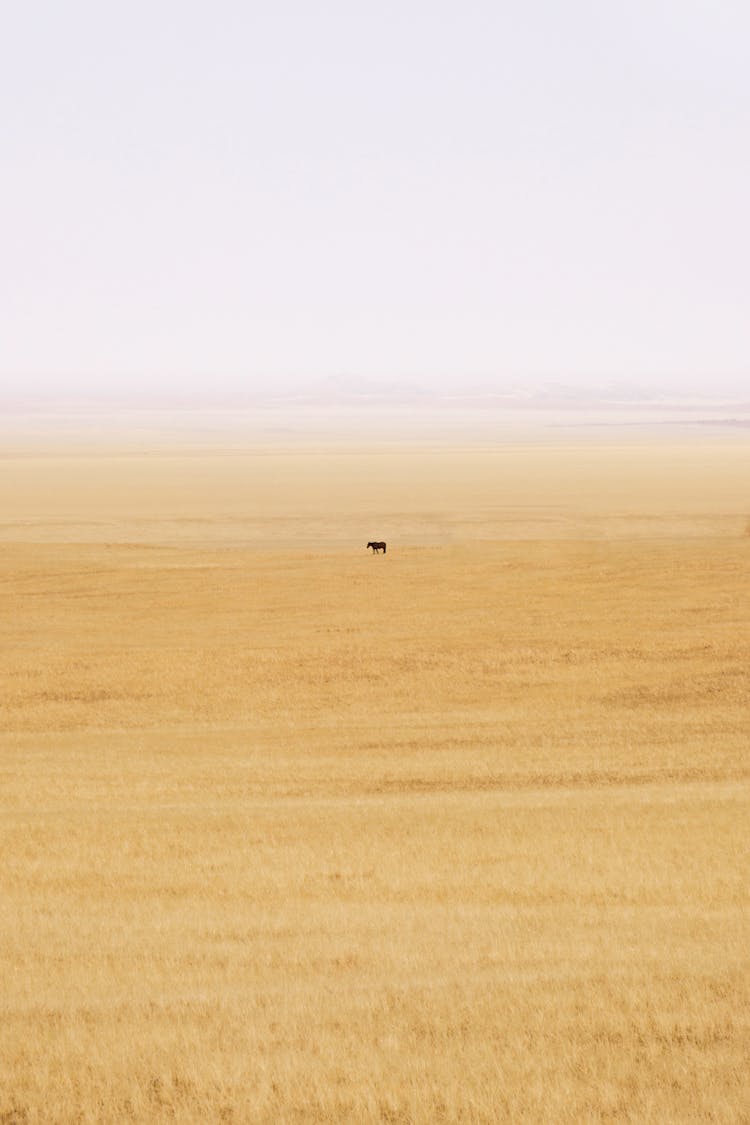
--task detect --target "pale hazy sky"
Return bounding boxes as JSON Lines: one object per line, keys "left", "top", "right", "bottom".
{"left": 2, "top": 1, "right": 748, "bottom": 397}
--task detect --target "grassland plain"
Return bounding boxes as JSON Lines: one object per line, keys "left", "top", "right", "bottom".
{"left": 1, "top": 428, "right": 749, "bottom": 1123}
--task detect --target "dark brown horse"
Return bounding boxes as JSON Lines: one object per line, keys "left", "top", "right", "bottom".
{"left": 367, "top": 541, "right": 387, "bottom": 554}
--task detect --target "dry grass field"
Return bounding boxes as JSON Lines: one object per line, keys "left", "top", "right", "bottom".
{"left": 1, "top": 422, "right": 749, "bottom": 1122}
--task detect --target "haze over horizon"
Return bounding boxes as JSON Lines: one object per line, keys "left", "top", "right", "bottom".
{"left": 3, "top": 1, "right": 748, "bottom": 402}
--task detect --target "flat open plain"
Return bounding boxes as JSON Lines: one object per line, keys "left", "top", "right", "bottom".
{"left": 1, "top": 412, "right": 748, "bottom": 1122}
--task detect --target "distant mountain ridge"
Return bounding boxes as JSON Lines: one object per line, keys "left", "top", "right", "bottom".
{"left": 2, "top": 378, "right": 748, "bottom": 412}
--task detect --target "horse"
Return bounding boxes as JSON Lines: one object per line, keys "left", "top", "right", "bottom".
{"left": 367, "top": 541, "right": 387, "bottom": 554}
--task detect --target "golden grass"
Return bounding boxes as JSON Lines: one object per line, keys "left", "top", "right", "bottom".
{"left": 1, "top": 433, "right": 749, "bottom": 1122}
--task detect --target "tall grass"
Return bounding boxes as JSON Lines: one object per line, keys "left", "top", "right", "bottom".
{"left": 1, "top": 535, "right": 748, "bottom": 1122}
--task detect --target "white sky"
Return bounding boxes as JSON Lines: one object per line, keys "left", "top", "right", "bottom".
{"left": 2, "top": 0, "right": 748, "bottom": 397}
